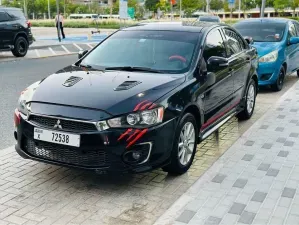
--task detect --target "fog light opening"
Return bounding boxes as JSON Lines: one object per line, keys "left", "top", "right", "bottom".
{"left": 123, "top": 142, "right": 152, "bottom": 165}
{"left": 132, "top": 152, "right": 141, "bottom": 160}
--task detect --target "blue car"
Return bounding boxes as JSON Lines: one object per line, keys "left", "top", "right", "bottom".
{"left": 234, "top": 18, "right": 299, "bottom": 91}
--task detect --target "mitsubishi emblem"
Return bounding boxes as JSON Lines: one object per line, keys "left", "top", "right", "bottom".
{"left": 54, "top": 120, "right": 62, "bottom": 129}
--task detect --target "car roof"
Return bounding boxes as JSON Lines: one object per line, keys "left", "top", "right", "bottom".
{"left": 236, "top": 18, "right": 295, "bottom": 24}
{"left": 0, "top": 6, "right": 22, "bottom": 11}
{"left": 121, "top": 21, "right": 227, "bottom": 33}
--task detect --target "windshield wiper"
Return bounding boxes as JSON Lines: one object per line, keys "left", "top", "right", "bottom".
{"left": 105, "top": 66, "right": 162, "bottom": 73}
{"left": 79, "top": 63, "right": 92, "bottom": 68}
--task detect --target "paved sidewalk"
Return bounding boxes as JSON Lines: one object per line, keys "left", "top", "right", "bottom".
{"left": 155, "top": 81, "right": 299, "bottom": 225}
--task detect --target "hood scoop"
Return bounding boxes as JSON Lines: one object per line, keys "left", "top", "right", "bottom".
{"left": 114, "top": 81, "right": 142, "bottom": 91}
{"left": 62, "top": 76, "right": 83, "bottom": 87}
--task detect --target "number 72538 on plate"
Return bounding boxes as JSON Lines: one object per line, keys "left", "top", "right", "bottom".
{"left": 34, "top": 128, "right": 80, "bottom": 147}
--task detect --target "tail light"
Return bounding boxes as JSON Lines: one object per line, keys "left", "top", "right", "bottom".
{"left": 14, "top": 109, "right": 21, "bottom": 127}
{"left": 26, "top": 21, "right": 31, "bottom": 28}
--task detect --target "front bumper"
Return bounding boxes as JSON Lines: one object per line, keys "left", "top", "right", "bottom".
{"left": 257, "top": 61, "right": 281, "bottom": 86}
{"left": 15, "top": 114, "right": 177, "bottom": 174}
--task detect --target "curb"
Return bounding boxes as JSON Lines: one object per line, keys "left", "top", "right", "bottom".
{"left": 29, "top": 42, "right": 99, "bottom": 50}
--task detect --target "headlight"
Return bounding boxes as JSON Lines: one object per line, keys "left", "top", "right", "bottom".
{"left": 17, "top": 81, "right": 40, "bottom": 116}
{"left": 17, "top": 94, "right": 29, "bottom": 116}
{"left": 259, "top": 50, "right": 278, "bottom": 63}
{"left": 107, "top": 107, "right": 164, "bottom": 128}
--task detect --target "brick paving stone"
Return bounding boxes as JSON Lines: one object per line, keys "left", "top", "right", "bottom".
{"left": 228, "top": 203, "right": 246, "bottom": 215}
{"left": 251, "top": 191, "right": 267, "bottom": 203}
{"left": 176, "top": 210, "right": 196, "bottom": 223}
{"left": 282, "top": 187, "right": 296, "bottom": 198}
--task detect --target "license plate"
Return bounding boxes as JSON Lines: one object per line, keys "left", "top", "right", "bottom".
{"left": 34, "top": 128, "right": 80, "bottom": 147}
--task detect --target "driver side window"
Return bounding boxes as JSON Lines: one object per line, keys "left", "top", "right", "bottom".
{"left": 203, "top": 29, "right": 227, "bottom": 63}
{"left": 289, "top": 22, "right": 297, "bottom": 38}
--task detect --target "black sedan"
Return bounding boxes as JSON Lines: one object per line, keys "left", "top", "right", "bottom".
{"left": 14, "top": 22, "right": 258, "bottom": 175}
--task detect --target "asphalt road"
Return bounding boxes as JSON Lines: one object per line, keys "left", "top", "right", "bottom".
{"left": 0, "top": 55, "right": 77, "bottom": 149}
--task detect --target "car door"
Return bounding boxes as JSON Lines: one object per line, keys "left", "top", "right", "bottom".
{"left": 222, "top": 28, "right": 251, "bottom": 103}
{"left": 0, "top": 10, "right": 12, "bottom": 48}
{"left": 202, "top": 28, "right": 234, "bottom": 126}
{"left": 286, "top": 22, "right": 298, "bottom": 73}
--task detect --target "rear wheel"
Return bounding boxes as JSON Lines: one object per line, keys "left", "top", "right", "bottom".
{"left": 11, "top": 37, "right": 28, "bottom": 57}
{"left": 163, "top": 113, "right": 198, "bottom": 175}
{"left": 271, "top": 66, "right": 285, "bottom": 92}
{"left": 237, "top": 79, "right": 256, "bottom": 120}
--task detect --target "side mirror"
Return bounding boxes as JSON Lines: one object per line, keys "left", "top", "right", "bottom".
{"left": 244, "top": 36, "right": 254, "bottom": 45}
{"left": 78, "top": 50, "right": 88, "bottom": 59}
{"left": 207, "top": 56, "right": 229, "bottom": 67}
{"left": 289, "top": 37, "right": 299, "bottom": 45}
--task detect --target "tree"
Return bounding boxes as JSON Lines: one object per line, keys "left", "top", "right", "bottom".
{"left": 210, "top": 0, "right": 223, "bottom": 11}
{"left": 290, "top": 0, "right": 299, "bottom": 16}
{"left": 145, "top": 0, "right": 159, "bottom": 11}
{"left": 156, "top": 0, "right": 171, "bottom": 12}
{"left": 182, "top": 0, "right": 205, "bottom": 17}
{"left": 274, "top": 0, "right": 289, "bottom": 15}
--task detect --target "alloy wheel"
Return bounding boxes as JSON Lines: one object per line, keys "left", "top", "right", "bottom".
{"left": 178, "top": 122, "right": 196, "bottom": 166}
{"left": 246, "top": 84, "right": 255, "bottom": 114}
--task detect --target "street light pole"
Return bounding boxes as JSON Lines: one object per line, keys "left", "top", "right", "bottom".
{"left": 238, "top": 0, "right": 241, "bottom": 18}
{"left": 260, "top": 0, "right": 266, "bottom": 17}
{"left": 24, "top": 0, "right": 28, "bottom": 18}
{"left": 180, "top": 0, "right": 182, "bottom": 19}
{"left": 48, "top": 0, "right": 51, "bottom": 19}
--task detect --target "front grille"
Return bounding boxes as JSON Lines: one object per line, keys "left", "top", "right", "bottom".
{"left": 24, "top": 139, "right": 108, "bottom": 167}
{"left": 29, "top": 115, "right": 97, "bottom": 132}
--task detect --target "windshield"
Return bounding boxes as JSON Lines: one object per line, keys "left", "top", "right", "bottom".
{"left": 199, "top": 16, "right": 220, "bottom": 22}
{"left": 234, "top": 22, "right": 286, "bottom": 42}
{"left": 81, "top": 30, "right": 200, "bottom": 74}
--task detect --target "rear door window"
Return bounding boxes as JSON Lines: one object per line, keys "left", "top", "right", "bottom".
{"left": 6, "top": 9, "right": 26, "bottom": 20}
{"left": 223, "top": 28, "right": 244, "bottom": 57}
{"left": 0, "top": 12, "right": 10, "bottom": 22}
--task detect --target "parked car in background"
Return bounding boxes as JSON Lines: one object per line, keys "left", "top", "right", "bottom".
{"left": 234, "top": 18, "right": 299, "bottom": 91}
{"left": 14, "top": 22, "right": 258, "bottom": 175}
{"left": 198, "top": 16, "right": 221, "bottom": 23}
{"left": 0, "top": 7, "right": 33, "bottom": 57}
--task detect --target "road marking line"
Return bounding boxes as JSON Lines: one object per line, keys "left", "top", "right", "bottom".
{"left": 73, "top": 43, "right": 82, "bottom": 51}
{"left": 61, "top": 45, "right": 70, "bottom": 53}
{"left": 48, "top": 47, "right": 56, "bottom": 55}
{"left": 86, "top": 43, "right": 93, "bottom": 49}
{"left": 35, "top": 49, "right": 40, "bottom": 57}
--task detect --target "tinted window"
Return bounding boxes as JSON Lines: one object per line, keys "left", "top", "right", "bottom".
{"left": 0, "top": 12, "right": 10, "bottom": 22}
{"left": 224, "top": 29, "right": 243, "bottom": 56}
{"left": 234, "top": 22, "right": 286, "bottom": 42}
{"left": 295, "top": 23, "right": 299, "bottom": 36}
{"left": 203, "top": 29, "right": 226, "bottom": 62}
{"left": 288, "top": 22, "right": 297, "bottom": 37}
{"left": 7, "top": 9, "right": 26, "bottom": 20}
{"left": 199, "top": 16, "right": 220, "bottom": 22}
{"left": 81, "top": 30, "right": 200, "bottom": 74}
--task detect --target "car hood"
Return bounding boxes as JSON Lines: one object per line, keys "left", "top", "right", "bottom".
{"left": 28, "top": 66, "right": 185, "bottom": 116}
{"left": 252, "top": 42, "right": 281, "bottom": 57}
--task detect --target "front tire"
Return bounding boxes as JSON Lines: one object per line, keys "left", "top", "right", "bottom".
{"left": 163, "top": 113, "right": 198, "bottom": 175}
{"left": 237, "top": 79, "right": 257, "bottom": 120}
{"left": 12, "top": 37, "right": 28, "bottom": 57}
{"left": 271, "top": 66, "right": 285, "bottom": 92}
